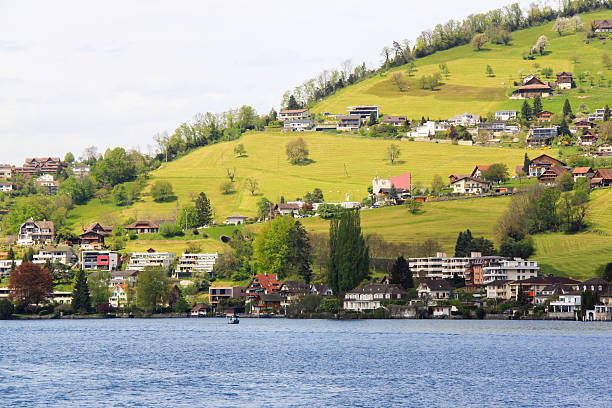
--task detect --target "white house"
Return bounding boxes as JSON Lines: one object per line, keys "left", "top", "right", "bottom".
{"left": 417, "top": 279, "right": 453, "bottom": 300}
{"left": 283, "top": 119, "right": 313, "bottom": 131}
{"left": 17, "top": 218, "right": 54, "bottom": 246}
{"left": 174, "top": 253, "right": 219, "bottom": 279}
{"left": 0, "top": 181, "right": 13, "bottom": 192}
{"left": 279, "top": 108, "right": 309, "bottom": 121}
{"left": 0, "top": 260, "right": 22, "bottom": 277}
{"left": 343, "top": 284, "right": 405, "bottom": 312}
{"left": 126, "top": 252, "right": 176, "bottom": 272}
{"left": 71, "top": 164, "right": 91, "bottom": 179}
{"left": 483, "top": 259, "right": 539, "bottom": 284}
{"left": 33, "top": 246, "right": 75, "bottom": 265}
{"left": 448, "top": 112, "right": 480, "bottom": 126}
{"left": 0, "top": 164, "right": 12, "bottom": 180}
{"left": 549, "top": 293, "right": 581, "bottom": 314}
{"left": 494, "top": 110, "right": 519, "bottom": 121}
{"left": 81, "top": 250, "right": 120, "bottom": 271}
{"left": 225, "top": 215, "right": 248, "bottom": 225}
{"left": 109, "top": 283, "right": 128, "bottom": 308}
{"left": 587, "top": 108, "right": 605, "bottom": 122}
{"left": 451, "top": 176, "right": 491, "bottom": 194}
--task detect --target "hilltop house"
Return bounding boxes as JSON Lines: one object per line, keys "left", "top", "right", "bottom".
{"left": 494, "top": 110, "right": 518, "bottom": 121}
{"left": 125, "top": 221, "right": 159, "bottom": 235}
{"left": 343, "top": 284, "right": 406, "bottom": 312}
{"left": 81, "top": 250, "right": 120, "bottom": 271}
{"left": 382, "top": 116, "right": 408, "bottom": 127}
{"left": 593, "top": 19, "right": 612, "bottom": 32}
{"left": 450, "top": 176, "right": 491, "bottom": 194}
{"left": 336, "top": 114, "right": 361, "bottom": 131}
{"left": 555, "top": 72, "right": 573, "bottom": 90}
{"left": 347, "top": 105, "right": 379, "bottom": 120}
{"left": 278, "top": 108, "right": 309, "bottom": 121}
{"left": 538, "top": 166, "right": 570, "bottom": 185}
{"left": 71, "top": 164, "right": 90, "bottom": 179}
{"left": 417, "top": 279, "right": 453, "bottom": 300}
{"left": 511, "top": 76, "right": 551, "bottom": 99}
{"left": 527, "top": 127, "right": 557, "bottom": 146}
{"left": 591, "top": 168, "right": 612, "bottom": 188}
{"left": 225, "top": 215, "right": 248, "bottom": 225}
{"left": 80, "top": 222, "right": 113, "bottom": 249}
{"left": 35, "top": 174, "right": 59, "bottom": 195}
{"left": 528, "top": 154, "right": 565, "bottom": 177}
{"left": 17, "top": 218, "right": 54, "bottom": 246}
{"left": 572, "top": 167, "right": 594, "bottom": 181}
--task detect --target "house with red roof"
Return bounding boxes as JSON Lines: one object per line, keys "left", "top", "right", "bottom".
{"left": 471, "top": 165, "right": 489, "bottom": 178}
{"left": 125, "top": 220, "right": 159, "bottom": 235}
{"left": 511, "top": 77, "right": 552, "bottom": 99}
{"left": 246, "top": 273, "right": 282, "bottom": 300}
{"left": 372, "top": 172, "right": 411, "bottom": 202}
{"left": 572, "top": 167, "right": 594, "bottom": 181}
{"left": 528, "top": 154, "right": 566, "bottom": 177}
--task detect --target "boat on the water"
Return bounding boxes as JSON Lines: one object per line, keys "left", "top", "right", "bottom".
{"left": 228, "top": 315, "right": 239, "bottom": 324}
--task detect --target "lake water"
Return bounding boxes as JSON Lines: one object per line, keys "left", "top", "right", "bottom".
{"left": 1, "top": 318, "right": 610, "bottom": 407}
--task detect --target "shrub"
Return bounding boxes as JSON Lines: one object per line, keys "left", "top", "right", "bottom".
{"left": 319, "top": 298, "right": 341, "bottom": 313}
{"left": 96, "top": 302, "right": 112, "bottom": 314}
{"left": 0, "top": 299, "right": 15, "bottom": 319}
{"left": 151, "top": 181, "right": 175, "bottom": 202}
{"left": 54, "top": 303, "right": 74, "bottom": 315}
{"left": 159, "top": 223, "right": 184, "bottom": 238}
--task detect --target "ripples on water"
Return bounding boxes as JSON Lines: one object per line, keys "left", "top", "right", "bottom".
{"left": 1, "top": 319, "right": 610, "bottom": 407}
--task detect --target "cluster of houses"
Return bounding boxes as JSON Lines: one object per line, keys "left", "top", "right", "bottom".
{"left": 0, "top": 157, "right": 90, "bottom": 194}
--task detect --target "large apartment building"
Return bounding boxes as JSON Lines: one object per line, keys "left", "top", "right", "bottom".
{"left": 483, "top": 258, "right": 539, "bottom": 284}
{"left": 126, "top": 252, "right": 175, "bottom": 272}
{"left": 346, "top": 105, "right": 379, "bottom": 120}
{"left": 174, "top": 253, "right": 219, "bottom": 279}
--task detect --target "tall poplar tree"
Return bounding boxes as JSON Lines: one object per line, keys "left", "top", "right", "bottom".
{"left": 72, "top": 269, "right": 91, "bottom": 313}
{"left": 532, "top": 94, "right": 543, "bottom": 114}
{"left": 195, "top": 192, "right": 213, "bottom": 226}
{"left": 523, "top": 153, "right": 530, "bottom": 174}
{"left": 327, "top": 210, "right": 369, "bottom": 294}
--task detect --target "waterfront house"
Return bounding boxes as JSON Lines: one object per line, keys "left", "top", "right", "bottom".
{"left": 209, "top": 286, "right": 245, "bottom": 309}
{"left": 280, "top": 280, "right": 311, "bottom": 310}
{"left": 17, "top": 218, "right": 54, "bottom": 246}
{"left": 549, "top": 292, "right": 581, "bottom": 315}
{"left": 109, "top": 283, "right": 128, "bottom": 308}
{"left": 245, "top": 273, "right": 282, "bottom": 302}
{"left": 125, "top": 220, "right": 159, "bottom": 235}
{"left": 417, "top": 279, "right": 453, "bottom": 300}
{"left": 432, "top": 305, "right": 451, "bottom": 317}
{"left": 485, "top": 280, "right": 512, "bottom": 300}
{"left": 251, "top": 293, "right": 282, "bottom": 314}
{"left": 191, "top": 303, "right": 211, "bottom": 317}
{"left": 343, "top": 284, "right": 406, "bottom": 312}
{"left": 310, "top": 283, "right": 333, "bottom": 297}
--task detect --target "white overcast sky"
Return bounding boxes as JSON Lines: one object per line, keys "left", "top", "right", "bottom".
{"left": 0, "top": 0, "right": 533, "bottom": 164}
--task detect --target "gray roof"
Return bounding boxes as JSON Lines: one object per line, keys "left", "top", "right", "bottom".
{"left": 346, "top": 283, "right": 406, "bottom": 295}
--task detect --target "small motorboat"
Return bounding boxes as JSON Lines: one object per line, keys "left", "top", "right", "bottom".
{"left": 228, "top": 315, "right": 239, "bottom": 324}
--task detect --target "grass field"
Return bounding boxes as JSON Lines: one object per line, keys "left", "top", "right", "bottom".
{"left": 302, "top": 188, "right": 612, "bottom": 280}
{"left": 66, "top": 131, "right": 533, "bottom": 227}
{"left": 312, "top": 10, "right": 612, "bottom": 119}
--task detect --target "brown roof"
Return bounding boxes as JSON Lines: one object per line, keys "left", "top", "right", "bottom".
{"left": 452, "top": 175, "right": 491, "bottom": 185}
{"left": 486, "top": 279, "right": 513, "bottom": 286}
{"left": 572, "top": 167, "right": 592, "bottom": 174}
{"left": 347, "top": 283, "right": 406, "bottom": 295}
{"left": 594, "top": 168, "right": 612, "bottom": 180}
{"left": 125, "top": 220, "right": 159, "bottom": 229}
{"left": 518, "top": 83, "right": 551, "bottom": 90}
{"left": 276, "top": 203, "right": 300, "bottom": 210}
{"left": 280, "top": 109, "right": 308, "bottom": 114}
{"left": 383, "top": 116, "right": 407, "bottom": 122}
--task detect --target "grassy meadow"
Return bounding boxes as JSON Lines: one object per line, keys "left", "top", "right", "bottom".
{"left": 66, "top": 131, "right": 531, "bottom": 228}
{"left": 312, "top": 10, "right": 612, "bottom": 119}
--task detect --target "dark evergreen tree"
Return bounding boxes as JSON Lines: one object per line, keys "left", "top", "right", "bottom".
{"left": 390, "top": 256, "right": 413, "bottom": 290}
{"left": 368, "top": 112, "right": 377, "bottom": 126}
{"left": 521, "top": 100, "right": 532, "bottom": 120}
{"left": 287, "top": 95, "right": 300, "bottom": 110}
{"left": 7, "top": 247, "right": 14, "bottom": 260}
{"left": 562, "top": 98, "right": 574, "bottom": 119}
{"left": 604, "top": 104, "right": 611, "bottom": 122}
{"left": 72, "top": 269, "right": 91, "bottom": 313}
{"left": 454, "top": 229, "right": 473, "bottom": 257}
{"left": 523, "top": 153, "right": 530, "bottom": 174}
{"left": 23, "top": 248, "right": 34, "bottom": 263}
{"left": 389, "top": 184, "right": 399, "bottom": 202}
{"left": 532, "top": 94, "right": 543, "bottom": 114}
{"left": 328, "top": 210, "right": 370, "bottom": 294}
{"left": 195, "top": 192, "right": 213, "bottom": 226}
{"left": 558, "top": 116, "right": 570, "bottom": 136}
{"left": 286, "top": 221, "right": 313, "bottom": 284}
{"left": 467, "top": 237, "right": 497, "bottom": 256}
{"left": 516, "top": 284, "right": 528, "bottom": 306}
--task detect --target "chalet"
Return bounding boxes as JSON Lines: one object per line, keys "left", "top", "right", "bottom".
{"left": 574, "top": 121, "right": 594, "bottom": 130}
{"left": 251, "top": 293, "right": 282, "bottom": 314}
{"left": 450, "top": 176, "right": 491, "bottom": 195}
{"left": 175, "top": 253, "right": 219, "bottom": 279}
{"left": 591, "top": 168, "right": 612, "bottom": 188}
{"left": 535, "top": 110, "right": 553, "bottom": 122}
{"left": 336, "top": 114, "right": 361, "bottom": 131}
{"left": 572, "top": 167, "right": 594, "bottom": 181}
{"left": 283, "top": 119, "right": 313, "bottom": 131}
{"left": 347, "top": 105, "right": 379, "bottom": 120}
{"left": 588, "top": 108, "right": 606, "bottom": 122}
{"left": 598, "top": 144, "right": 612, "bottom": 155}
{"left": 0, "top": 164, "right": 12, "bottom": 180}
{"left": 511, "top": 77, "right": 551, "bottom": 99}
{"left": 382, "top": 116, "right": 408, "bottom": 127}
{"left": 71, "top": 164, "right": 91, "bottom": 179}
{"left": 578, "top": 130, "right": 598, "bottom": 146}
{"left": 225, "top": 215, "right": 248, "bottom": 225}
{"left": 80, "top": 222, "right": 113, "bottom": 248}
{"left": 245, "top": 273, "right": 282, "bottom": 301}
{"left": 538, "top": 166, "right": 570, "bottom": 185}
{"left": 494, "top": 110, "right": 518, "bottom": 121}
{"left": 555, "top": 72, "right": 573, "bottom": 90}
{"left": 527, "top": 127, "right": 557, "bottom": 146}
{"left": 471, "top": 165, "right": 489, "bottom": 178}
{"left": 81, "top": 250, "right": 120, "bottom": 271}
{"left": 449, "top": 174, "right": 469, "bottom": 184}
{"left": 125, "top": 220, "right": 159, "bottom": 235}
{"left": 448, "top": 112, "right": 480, "bottom": 126}
{"left": 417, "top": 279, "right": 453, "bottom": 300}
{"left": 593, "top": 19, "right": 612, "bottom": 33}
{"left": 280, "top": 280, "right": 311, "bottom": 309}
{"left": 15, "top": 157, "right": 65, "bottom": 177}
{"left": 310, "top": 283, "right": 332, "bottom": 296}
{"left": 0, "top": 181, "right": 13, "bottom": 192}
{"left": 191, "top": 303, "right": 211, "bottom": 317}
{"left": 278, "top": 108, "right": 309, "bottom": 121}
{"left": 528, "top": 154, "right": 566, "bottom": 177}
{"left": 275, "top": 203, "right": 300, "bottom": 216}
{"left": 343, "top": 284, "right": 406, "bottom": 312}
{"left": 17, "top": 218, "right": 54, "bottom": 246}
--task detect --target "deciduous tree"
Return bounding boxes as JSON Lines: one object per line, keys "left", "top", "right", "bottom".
{"left": 9, "top": 263, "right": 53, "bottom": 308}
{"left": 195, "top": 192, "right": 213, "bottom": 226}
{"left": 136, "top": 267, "right": 171, "bottom": 312}
{"left": 386, "top": 144, "right": 401, "bottom": 164}
{"left": 285, "top": 137, "right": 310, "bottom": 165}
{"left": 471, "top": 33, "right": 488, "bottom": 51}
{"left": 151, "top": 181, "right": 175, "bottom": 202}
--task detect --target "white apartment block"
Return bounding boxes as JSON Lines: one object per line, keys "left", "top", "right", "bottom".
{"left": 0, "top": 260, "right": 22, "bottom": 277}
{"left": 483, "top": 259, "right": 539, "bottom": 284}
{"left": 494, "top": 110, "right": 518, "bottom": 121}
{"left": 126, "top": 252, "right": 176, "bottom": 272}
{"left": 174, "top": 253, "right": 219, "bottom": 279}
{"left": 81, "top": 250, "right": 120, "bottom": 271}
{"left": 409, "top": 252, "right": 472, "bottom": 279}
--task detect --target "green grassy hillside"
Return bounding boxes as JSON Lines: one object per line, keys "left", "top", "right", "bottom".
{"left": 313, "top": 11, "right": 612, "bottom": 119}
{"left": 66, "top": 130, "right": 531, "bottom": 227}
{"left": 302, "top": 188, "right": 612, "bottom": 280}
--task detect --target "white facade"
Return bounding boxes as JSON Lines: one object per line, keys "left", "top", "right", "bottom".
{"left": 451, "top": 177, "right": 491, "bottom": 194}
{"left": 343, "top": 291, "right": 399, "bottom": 311}
{"left": 483, "top": 259, "right": 539, "bottom": 284}
{"left": 33, "top": 253, "right": 70, "bottom": 265}
{"left": 279, "top": 109, "right": 309, "bottom": 121}
{"left": 174, "top": 253, "right": 219, "bottom": 278}
{"left": 495, "top": 111, "right": 518, "bottom": 121}
{"left": 0, "top": 182, "right": 12, "bottom": 192}
{"left": 588, "top": 109, "right": 605, "bottom": 122}
{"left": 0, "top": 165, "right": 12, "bottom": 179}
{"left": 283, "top": 119, "right": 313, "bottom": 131}
{"left": 225, "top": 215, "right": 248, "bottom": 225}
{"left": 81, "top": 250, "right": 120, "bottom": 271}
{"left": 448, "top": 112, "right": 480, "bottom": 126}
{"left": 126, "top": 252, "right": 176, "bottom": 272}
{"left": 409, "top": 121, "right": 436, "bottom": 137}
{"left": 549, "top": 293, "right": 581, "bottom": 313}
{"left": 0, "top": 260, "right": 22, "bottom": 277}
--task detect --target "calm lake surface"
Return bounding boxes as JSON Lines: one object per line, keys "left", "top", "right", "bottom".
{"left": 1, "top": 318, "right": 610, "bottom": 407}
